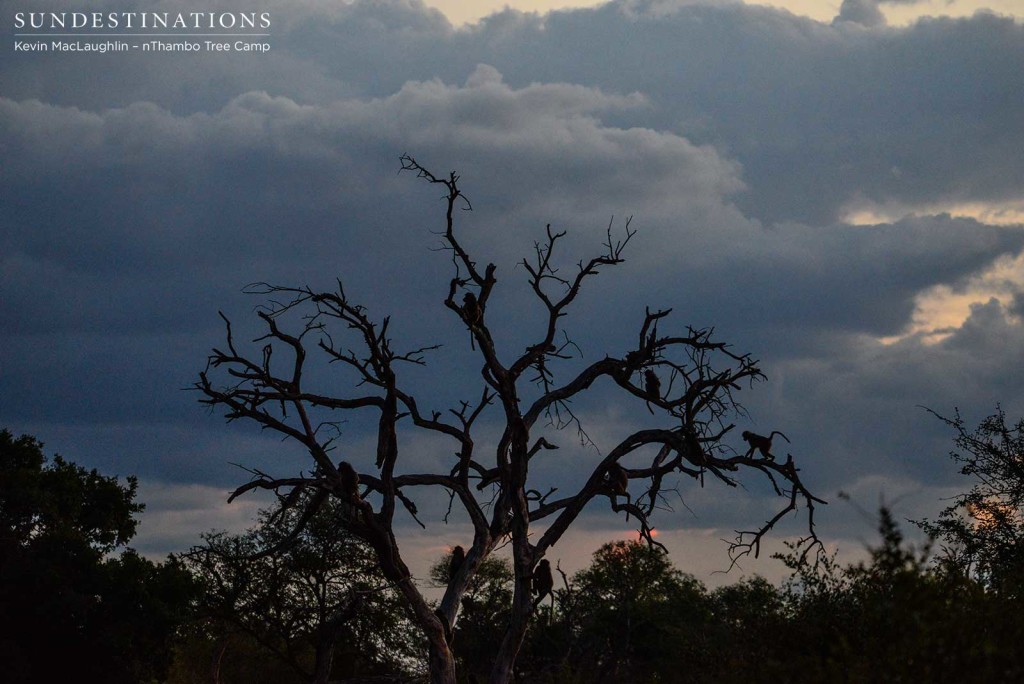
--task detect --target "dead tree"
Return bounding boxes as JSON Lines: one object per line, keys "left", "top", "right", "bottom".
{"left": 196, "top": 156, "right": 825, "bottom": 684}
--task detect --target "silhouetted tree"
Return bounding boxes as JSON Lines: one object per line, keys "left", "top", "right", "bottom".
{"left": 185, "top": 492, "right": 420, "bottom": 683}
{"left": 196, "top": 156, "right": 824, "bottom": 684}
{"left": 777, "top": 507, "right": 1024, "bottom": 683}
{"left": 531, "top": 540, "right": 711, "bottom": 683}
{"left": 705, "top": 576, "right": 787, "bottom": 679}
{"left": 917, "top": 407, "right": 1024, "bottom": 592}
{"left": 0, "top": 429, "right": 197, "bottom": 684}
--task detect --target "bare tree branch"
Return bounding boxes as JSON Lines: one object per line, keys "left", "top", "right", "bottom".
{"left": 196, "top": 156, "right": 825, "bottom": 684}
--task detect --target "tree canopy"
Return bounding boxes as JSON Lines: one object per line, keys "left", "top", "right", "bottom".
{"left": 185, "top": 492, "right": 420, "bottom": 683}
{"left": 9, "top": 404, "right": 1024, "bottom": 682}
{"left": 0, "top": 429, "right": 197, "bottom": 684}
{"left": 917, "top": 407, "right": 1024, "bottom": 591}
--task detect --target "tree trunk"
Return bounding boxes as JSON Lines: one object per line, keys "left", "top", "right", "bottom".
{"left": 487, "top": 576, "right": 532, "bottom": 684}
{"left": 368, "top": 519, "right": 457, "bottom": 683}
{"left": 488, "top": 622, "right": 527, "bottom": 684}
{"left": 488, "top": 606, "right": 531, "bottom": 684}
{"left": 311, "top": 634, "right": 335, "bottom": 684}
{"left": 210, "top": 633, "right": 230, "bottom": 684}
{"left": 427, "top": 630, "right": 457, "bottom": 684}
{"left": 487, "top": 427, "right": 535, "bottom": 684}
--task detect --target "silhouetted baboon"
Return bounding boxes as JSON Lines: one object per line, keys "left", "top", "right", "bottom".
{"left": 462, "top": 292, "right": 483, "bottom": 349}
{"left": 644, "top": 368, "right": 661, "bottom": 398}
{"left": 449, "top": 545, "right": 465, "bottom": 580}
{"left": 643, "top": 368, "right": 661, "bottom": 414}
{"left": 463, "top": 292, "right": 482, "bottom": 326}
{"left": 339, "top": 461, "right": 359, "bottom": 499}
{"left": 606, "top": 463, "right": 629, "bottom": 501}
{"left": 338, "top": 461, "right": 372, "bottom": 511}
{"left": 532, "top": 559, "right": 554, "bottom": 607}
{"left": 741, "top": 430, "right": 790, "bottom": 461}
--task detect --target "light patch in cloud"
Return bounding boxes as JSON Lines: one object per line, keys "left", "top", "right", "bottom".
{"left": 133, "top": 481, "right": 271, "bottom": 559}
{"left": 834, "top": 0, "right": 889, "bottom": 26}
{"left": 842, "top": 197, "right": 1024, "bottom": 227}
{"left": 879, "top": 251, "right": 1024, "bottom": 345}
{"left": 423, "top": 0, "right": 1024, "bottom": 29}
{"left": 749, "top": 0, "right": 844, "bottom": 22}
{"left": 744, "top": 0, "right": 1023, "bottom": 25}
{"left": 880, "top": 0, "right": 1024, "bottom": 24}
{"left": 423, "top": 0, "right": 607, "bottom": 26}
{"left": 831, "top": 0, "right": 1002, "bottom": 27}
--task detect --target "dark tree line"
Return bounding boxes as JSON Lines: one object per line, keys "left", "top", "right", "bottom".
{"left": 0, "top": 429, "right": 196, "bottom": 684}
{"left": 172, "top": 393, "right": 1024, "bottom": 684}
{"left": 182, "top": 493, "right": 420, "bottom": 684}
{"left": 431, "top": 514, "right": 1024, "bottom": 684}
{"left": 4, "top": 405, "right": 1024, "bottom": 682}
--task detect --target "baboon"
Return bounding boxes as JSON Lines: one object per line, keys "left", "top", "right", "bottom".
{"left": 338, "top": 461, "right": 372, "bottom": 511}
{"left": 462, "top": 292, "right": 483, "bottom": 350}
{"left": 606, "top": 463, "right": 630, "bottom": 501}
{"left": 643, "top": 368, "right": 661, "bottom": 414}
{"left": 644, "top": 368, "right": 661, "bottom": 398}
{"left": 462, "top": 292, "right": 482, "bottom": 326}
{"left": 741, "top": 430, "right": 790, "bottom": 461}
{"left": 532, "top": 559, "right": 554, "bottom": 607}
{"left": 449, "top": 545, "right": 465, "bottom": 580}
{"left": 605, "top": 462, "right": 631, "bottom": 520}
{"left": 339, "top": 461, "right": 360, "bottom": 500}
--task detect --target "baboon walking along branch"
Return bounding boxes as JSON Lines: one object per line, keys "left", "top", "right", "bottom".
{"left": 197, "top": 156, "right": 825, "bottom": 684}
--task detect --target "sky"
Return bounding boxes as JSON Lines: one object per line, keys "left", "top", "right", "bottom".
{"left": 3, "top": 0, "right": 1023, "bottom": 586}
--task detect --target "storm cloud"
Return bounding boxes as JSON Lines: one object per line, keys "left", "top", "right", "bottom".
{"left": 2, "top": 0, "right": 1022, "bottom": 579}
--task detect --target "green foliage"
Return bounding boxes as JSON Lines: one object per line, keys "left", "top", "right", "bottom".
{"left": 706, "top": 576, "right": 787, "bottom": 678}
{"left": 773, "top": 508, "right": 1024, "bottom": 683}
{"left": 430, "top": 549, "right": 514, "bottom": 683}
{"left": 0, "top": 428, "right": 198, "bottom": 684}
{"left": 183, "top": 493, "right": 421, "bottom": 682}
{"left": 508, "top": 514, "right": 1024, "bottom": 683}
{"left": 519, "top": 540, "right": 713, "bottom": 683}
{"left": 917, "top": 407, "right": 1024, "bottom": 592}
{"left": 0, "top": 429, "right": 142, "bottom": 552}
{"left": 569, "top": 540, "right": 710, "bottom": 682}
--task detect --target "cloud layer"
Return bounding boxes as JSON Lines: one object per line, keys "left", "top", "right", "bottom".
{"left": 3, "top": 0, "right": 1023, "bottom": 578}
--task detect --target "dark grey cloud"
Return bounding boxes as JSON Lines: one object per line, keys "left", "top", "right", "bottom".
{"left": 1010, "top": 291, "right": 1024, "bottom": 318}
{"left": 835, "top": 0, "right": 927, "bottom": 27}
{"left": 4, "top": 1, "right": 1021, "bottom": 224}
{"left": 2, "top": 0, "right": 1023, "bottom": 570}
{"left": 835, "top": 0, "right": 886, "bottom": 27}
{"left": 746, "top": 296, "right": 1024, "bottom": 488}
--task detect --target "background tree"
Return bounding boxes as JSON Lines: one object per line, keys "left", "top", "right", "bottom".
{"left": 184, "top": 491, "right": 420, "bottom": 684}
{"left": 705, "top": 575, "right": 787, "bottom": 679}
{"left": 461, "top": 514, "right": 1024, "bottom": 683}
{"left": 0, "top": 429, "right": 197, "bottom": 684}
{"left": 430, "top": 549, "right": 514, "bottom": 682}
{"left": 771, "top": 508, "right": 1024, "bottom": 683}
{"left": 196, "top": 157, "right": 824, "bottom": 684}
{"left": 917, "top": 407, "right": 1024, "bottom": 591}
{"left": 521, "top": 540, "right": 711, "bottom": 683}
